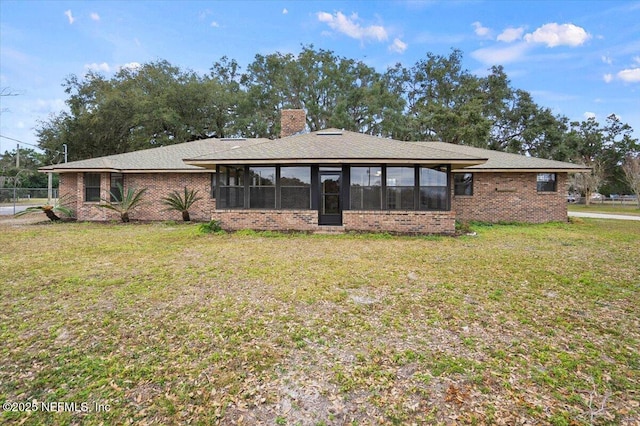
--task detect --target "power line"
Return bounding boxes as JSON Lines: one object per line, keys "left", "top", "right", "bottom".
{"left": 0, "top": 134, "right": 41, "bottom": 149}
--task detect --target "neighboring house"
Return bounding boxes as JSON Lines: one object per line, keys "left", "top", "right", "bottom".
{"left": 41, "top": 110, "right": 589, "bottom": 234}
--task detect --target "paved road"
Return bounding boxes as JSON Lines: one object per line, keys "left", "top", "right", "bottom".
{"left": 568, "top": 211, "right": 640, "bottom": 221}
{"left": 0, "top": 205, "right": 31, "bottom": 215}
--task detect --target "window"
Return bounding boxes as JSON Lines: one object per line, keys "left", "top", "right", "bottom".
{"left": 454, "top": 173, "right": 473, "bottom": 196}
{"left": 350, "top": 166, "right": 382, "bottom": 210}
{"left": 386, "top": 167, "right": 415, "bottom": 210}
{"left": 110, "top": 173, "right": 123, "bottom": 202}
{"left": 218, "top": 166, "right": 244, "bottom": 208}
{"left": 281, "top": 167, "right": 311, "bottom": 209}
{"left": 84, "top": 173, "right": 101, "bottom": 202}
{"left": 249, "top": 167, "right": 276, "bottom": 208}
{"left": 419, "top": 166, "right": 448, "bottom": 210}
{"left": 537, "top": 173, "right": 557, "bottom": 192}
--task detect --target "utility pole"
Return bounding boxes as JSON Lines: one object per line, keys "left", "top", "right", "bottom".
{"left": 16, "top": 143, "right": 20, "bottom": 168}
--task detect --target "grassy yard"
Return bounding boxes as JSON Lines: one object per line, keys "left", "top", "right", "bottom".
{"left": 1, "top": 218, "right": 638, "bottom": 425}
{"left": 568, "top": 203, "right": 640, "bottom": 217}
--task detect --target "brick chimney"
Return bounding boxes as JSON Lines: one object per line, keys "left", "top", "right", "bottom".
{"left": 280, "top": 109, "right": 306, "bottom": 138}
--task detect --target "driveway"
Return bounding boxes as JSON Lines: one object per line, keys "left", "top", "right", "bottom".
{"left": 568, "top": 211, "right": 640, "bottom": 221}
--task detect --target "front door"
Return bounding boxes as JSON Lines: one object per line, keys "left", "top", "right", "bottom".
{"left": 319, "top": 170, "right": 342, "bottom": 225}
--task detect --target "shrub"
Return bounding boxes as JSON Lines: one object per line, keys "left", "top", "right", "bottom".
{"left": 198, "top": 219, "right": 223, "bottom": 234}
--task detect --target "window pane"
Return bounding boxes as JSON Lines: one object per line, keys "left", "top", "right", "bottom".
{"left": 387, "top": 187, "right": 415, "bottom": 210}
{"left": 281, "top": 167, "right": 310, "bottom": 185}
{"left": 85, "top": 173, "right": 101, "bottom": 202}
{"left": 387, "top": 167, "right": 414, "bottom": 186}
{"left": 281, "top": 187, "right": 310, "bottom": 209}
{"left": 350, "top": 167, "right": 382, "bottom": 210}
{"left": 420, "top": 167, "right": 447, "bottom": 186}
{"left": 454, "top": 173, "right": 473, "bottom": 196}
{"left": 219, "top": 166, "right": 245, "bottom": 208}
{"left": 249, "top": 167, "right": 275, "bottom": 209}
{"left": 110, "top": 173, "right": 123, "bottom": 202}
{"left": 250, "top": 187, "right": 276, "bottom": 208}
{"left": 249, "top": 167, "right": 276, "bottom": 186}
{"left": 537, "top": 173, "right": 556, "bottom": 192}
{"left": 281, "top": 167, "right": 311, "bottom": 210}
{"left": 219, "top": 187, "right": 244, "bottom": 208}
{"left": 420, "top": 187, "right": 448, "bottom": 210}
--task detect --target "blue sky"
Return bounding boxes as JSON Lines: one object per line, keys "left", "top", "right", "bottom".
{"left": 1, "top": 0, "right": 639, "bottom": 155}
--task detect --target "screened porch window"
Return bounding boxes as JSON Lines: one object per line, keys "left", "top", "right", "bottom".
{"left": 350, "top": 166, "right": 382, "bottom": 210}
{"left": 218, "top": 166, "right": 244, "bottom": 208}
{"left": 386, "top": 167, "right": 415, "bottom": 210}
{"left": 280, "top": 167, "right": 311, "bottom": 209}
{"left": 419, "top": 166, "right": 448, "bottom": 210}
{"left": 249, "top": 167, "right": 276, "bottom": 209}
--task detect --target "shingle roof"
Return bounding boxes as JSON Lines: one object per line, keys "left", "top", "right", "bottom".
{"left": 183, "top": 129, "right": 486, "bottom": 167}
{"left": 40, "top": 129, "right": 588, "bottom": 173}
{"left": 40, "top": 138, "right": 265, "bottom": 173}
{"left": 417, "top": 142, "right": 591, "bottom": 172}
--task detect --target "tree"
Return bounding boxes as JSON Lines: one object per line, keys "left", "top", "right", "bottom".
{"left": 14, "top": 196, "right": 73, "bottom": 221}
{"left": 97, "top": 183, "right": 146, "bottom": 222}
{"left": 161, "top": 187, "right": 203, "bottom": 221}
{"left": 622, "top": 155, "right": 640, "bottom": 208}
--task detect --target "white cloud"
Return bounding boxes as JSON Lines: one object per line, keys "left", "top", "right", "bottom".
{"left": 617, "top": 67, "right": 640, "bottom": 83}
{"left": 603, "top": 73, "right": 613, "bottom": 83}
{"left": 84, "top": 62, "right": 111, "bottom": 73}
{"left": 64, "top": 9, "right": 75, "bottom": 24}
{"left": 634, "top": 56, "right": 640, "bottom": 64}
{"left": 282, "top": 8, "right": 288, "bottom": 15}
{"left": 471, "top": 42, "right": 530, "bottom": 65}
{"left": 389, "top": 38, "right": 407, "bottom": 53}
{"left": 601, "top": 55, "right": 612, "bottom": 65}
{"left": 90, "top": 12, "right": 100, "bottom": 21}
{"left": 524, "top": 23, "right": 591, "bottom": 47}
{"left": 583, "top": 111, "right": 596, "bottom": 120}
{"left": 211, "top": 21, "right": 219, "bottom": 28}
{"left": 120, "top": 62, "right": 141, "bottom": 71}
{"left": 472, "top": 21, "right": 491, "bottom": 37}
{"left": 316, "top": 11, "right": 388, "bottom": 42}
{"left": 497, "top": 27, "right": 524, "bottom": 43}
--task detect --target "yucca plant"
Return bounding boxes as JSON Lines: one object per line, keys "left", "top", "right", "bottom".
{"left": 161, "top": 187, "right": 203, "bottom": 221}
{"left": 15, "top": 195, "right": 73, "bottom": 221}
{"left": 97, "top": 183, "right": 146, "bottom": 223}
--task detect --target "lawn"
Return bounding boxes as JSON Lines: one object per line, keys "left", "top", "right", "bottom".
{"left": 1, "top": 218, "right": 638, "bottom": 425}
{"left": 568, "top": 203, "right": 640, "bottom": 217}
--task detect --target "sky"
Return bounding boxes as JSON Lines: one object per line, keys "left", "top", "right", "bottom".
{"left": 1, "top": 0, "right": 639, "bottom": 156}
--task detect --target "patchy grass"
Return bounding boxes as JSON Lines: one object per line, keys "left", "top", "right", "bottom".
{"left": 568, "top": 203, "right": 640, "bottom": 216}
{"left": 1, "top": 219, "right": 639, "bottom": 425}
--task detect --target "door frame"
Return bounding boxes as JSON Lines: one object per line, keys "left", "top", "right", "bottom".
{"left": 318, "top": 168, "right": 343, "bottom": 226}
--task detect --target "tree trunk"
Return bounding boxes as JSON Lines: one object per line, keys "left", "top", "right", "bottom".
{"left": 44, "top": 210, "right": 61, "bottom": 221}
{"left": 121, "top": 212, "right": 130, "bottom": 222}
{"left": 182, "top": 210, "right": 190, "bottom": 222}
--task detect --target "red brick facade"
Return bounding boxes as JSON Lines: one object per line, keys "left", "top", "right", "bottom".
{"left": 453, "top": 172, "right": 567, "bottom": 223}
{"left": 59, "top": 172, "right": 215, "bottom": 222}
{"left": 60, "top": 170, "right": 567, "bottom": 233}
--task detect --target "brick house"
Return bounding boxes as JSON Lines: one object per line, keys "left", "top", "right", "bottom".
{"left": 41, "top": 110, "right": 588, "bottom": 234}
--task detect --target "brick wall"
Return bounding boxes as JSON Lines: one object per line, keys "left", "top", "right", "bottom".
{"left": 212, "top": 209, "right": 455, "bottom": 234}
{"left": 214, "top": 210, "right": 319, "bottom": 231}
{"left": 343, "top": 210, "right": 456, "bottom": 234}
{"left": 280, "top": 109, "right": 306, "bottom": 137}
{"left": 59, "top": 172, "right": 215, "bottom": 221}
{"left": 453, "top": 172, "right": 568, "bottom": 223}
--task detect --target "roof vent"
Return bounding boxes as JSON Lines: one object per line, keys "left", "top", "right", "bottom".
{"left": 221, "top": 138, "right": 246, "bottom": 141}
{"left": 231, "top": 145, "right": 241, "bottom": 150}
{"left": 317, "top": 131, "right": 343, "bottom": 136}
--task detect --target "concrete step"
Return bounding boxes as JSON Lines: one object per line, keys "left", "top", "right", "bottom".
{"left": 313, "top": 225, "right": 345, "bottom": 234}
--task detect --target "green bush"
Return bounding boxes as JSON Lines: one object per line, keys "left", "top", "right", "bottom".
{"left": 198, "top": 219, "right": 223, "bottom": 234}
